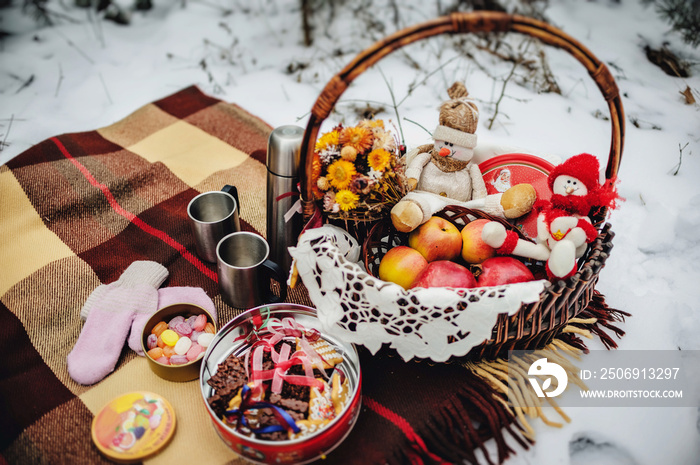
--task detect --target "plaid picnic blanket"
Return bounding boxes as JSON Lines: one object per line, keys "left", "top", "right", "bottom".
{"left": 1, "top": 86, "right": 625, "bottom": 465}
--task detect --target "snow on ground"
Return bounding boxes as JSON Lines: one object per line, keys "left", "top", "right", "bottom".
{"left": 1, "top": 1, "right": 699, "bottom": 464}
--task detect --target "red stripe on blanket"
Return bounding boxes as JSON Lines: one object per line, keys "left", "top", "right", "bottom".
{"left": 50, "top": 136, "right": 218, "bottom": 283}
{"left": 363, "top": 396, "right": 450, "bottom": 465}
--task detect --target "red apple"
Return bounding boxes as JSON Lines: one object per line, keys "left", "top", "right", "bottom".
{"left": 461, "top": 219, "right": 496, "bottom": 264}
{"left": 408, "top": 216, "right": 462, "bottom": 262}
{"left": 378, "top": 246, "right": 429, "bottom": 289}
{"left": 410, "top": 260, "right": 477, "bottom": 289}
{"left": 478, "top": 257, "right": 535, "bottom": 287}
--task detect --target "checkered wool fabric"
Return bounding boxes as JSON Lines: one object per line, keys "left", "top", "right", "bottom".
{"left": 0, "top": 86, "right": 536, "bottom": 465}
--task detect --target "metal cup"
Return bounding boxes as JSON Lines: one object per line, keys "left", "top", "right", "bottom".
{"left": 216, "top": 232, "right": 287, "bottom": 309}
{"left": 187, "top": 185, "right": 241, "bottom": 263}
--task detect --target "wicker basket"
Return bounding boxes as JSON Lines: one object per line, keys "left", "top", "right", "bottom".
{"left": 294, "top": 11, "right": 624, "bottom": 362}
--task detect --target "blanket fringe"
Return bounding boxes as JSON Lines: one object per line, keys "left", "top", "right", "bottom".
{"left": 399, "top": 368, "right": 535, "bottom": 465}
{"left": 388, "top": 292, "right": 628, "bottom": 465}
{"left": 462, "top": 338, "right": 585, "bottom": 443}
{"left": 455, "top": 290, "right": 628, "bottom": 454}
{"left": 564, "top": 291, "right": 630, "bottom": 349}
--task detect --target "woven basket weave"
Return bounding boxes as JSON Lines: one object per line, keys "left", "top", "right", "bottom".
{"left": 296, "top": 11, "right": 624, "bottom": 361}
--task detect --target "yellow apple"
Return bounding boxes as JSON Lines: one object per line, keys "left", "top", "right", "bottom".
{"left": 408, "top": 216, "right": 462, "bottom": 262}
{"left": 378, "top": 246, "right": 428, "bottom": 289}
{"left": 461, "top": 219, "right": 496, "bottom": 264}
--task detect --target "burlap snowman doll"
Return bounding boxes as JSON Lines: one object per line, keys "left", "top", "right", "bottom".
{"left": 390, "top": 82, "right": 536, "bottom": 233}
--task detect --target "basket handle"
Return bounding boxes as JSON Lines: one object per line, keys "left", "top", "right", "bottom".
{"left": 299, "top": 11, "right": 625, "bottom": 222}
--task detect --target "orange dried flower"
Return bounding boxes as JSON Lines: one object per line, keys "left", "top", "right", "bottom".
{"left": 339, "top": 126, "right": 373, "bottom": 154}
{"left": 367, "top": 148, "right": 392, "bottom": 172}
{"left": 311, "top": 153, "right": 322, "bottom": 181}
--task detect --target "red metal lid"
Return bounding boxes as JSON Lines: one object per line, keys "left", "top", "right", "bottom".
{"left": 479, "top": 153, "right": 555, "bottom": 238}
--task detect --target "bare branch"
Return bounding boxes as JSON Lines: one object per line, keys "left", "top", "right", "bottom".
{"left": 15, "top": 74, "right": 35, "bottom": 94}
{"left": 378, "top": 67, "right": 405, "bottom": 148}
{"left": 55, "top": 29, "right": 94, "bottom": 64}
{"left": 398, "top": 55, "right": 461, "bottom": 108}
{"left": 301, "top": 0, "right": 312, "bottom": 46}
{"left": 488, "top": 38, "right": 533, "bottom": 130}
{"left": 55, "top": 63, "right": 64, "bottom": 98}
{"left": 403, "top": 117, "right": 433, "bottom": 138}
{"left": 670, "top": 142, "right": 690, "bottom": 176}
{"left": 1, "top": 114, "right": 13, "bottom": 152}
{"left": 537, "top": 48, "right": 560, "bottom": 94}
{"left": 488, "top": 60, "right": 517, "bottom": 130}
{"left": 99, "top": 73, "right": 113, "bottom": 105}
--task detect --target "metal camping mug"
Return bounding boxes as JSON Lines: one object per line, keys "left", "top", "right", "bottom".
{"left": 216, "top": 232, "right": 288, "bottom": 309}
{"left": 187, "top": 185, "right": 241, "bottom": 263}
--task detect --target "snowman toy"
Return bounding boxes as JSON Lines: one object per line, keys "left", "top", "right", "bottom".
{"left": 390, "top": 82, "right": 536, "bottom": 233}
{"left": 481, "top": 153, "right": 621, "bottom": 280}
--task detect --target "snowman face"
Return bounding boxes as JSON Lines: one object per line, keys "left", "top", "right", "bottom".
{"left": 434, "top": 139, "right": 474, "bottom": 162}
{"left": 552, "top": 175, "right": 588, "bottom": 196}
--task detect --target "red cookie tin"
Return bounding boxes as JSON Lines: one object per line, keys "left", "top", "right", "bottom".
{"left": 199, "top": 304, "right": 362, "bottom": 464}
{"left": 479, "top": 153, "right": 555, "bottom": 238}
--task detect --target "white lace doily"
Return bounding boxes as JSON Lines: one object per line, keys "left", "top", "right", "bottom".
{"left": 289, "top": 225, "right": 546, "bottom": 362}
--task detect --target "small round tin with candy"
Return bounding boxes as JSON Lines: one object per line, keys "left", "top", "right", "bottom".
{"left": 142, "top": 303, "right": 217, "bottom": 382}
{"left": 199, "top": 303, "right": 361, "bottom": 465}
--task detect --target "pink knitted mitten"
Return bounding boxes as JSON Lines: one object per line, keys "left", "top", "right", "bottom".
{"left": 67, "top": 261, "right": 169, "bottom": 385}
{"left": 127, "top": 286, "right": 218, "bottom": 354}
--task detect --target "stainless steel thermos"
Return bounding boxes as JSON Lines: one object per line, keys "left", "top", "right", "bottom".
{"left": 266, "top": 125, "right": 304, "bottom": 279}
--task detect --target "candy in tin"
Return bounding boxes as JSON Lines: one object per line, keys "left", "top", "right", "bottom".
{"left": 141, "top": 303, "right": 217, "bottom": 382}
{"left": 199, "top": 303, "right": 362, "bottom": 464}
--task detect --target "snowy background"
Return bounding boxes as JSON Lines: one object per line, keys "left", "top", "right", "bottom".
{"left": 1, "top": 0, "right": 699, "bottom": 463}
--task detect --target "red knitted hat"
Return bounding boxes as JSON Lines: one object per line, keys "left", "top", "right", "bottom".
{"left": 548, "top": 153, "right": 601, "bottom": 192}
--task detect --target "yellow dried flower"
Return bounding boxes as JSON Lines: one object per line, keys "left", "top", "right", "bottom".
{"left": 315, "top": 130, "right": 339, "bottom": 152}
{"left": 326, "top": 160, "right": 357, "bottom": 190}
{"left": 335, "top": 189, "right": 359, "bottom": 211}
{"left": 339, "top": 126, "right": 373, "bottom": 154}
{"left": 367, "top": 148, "right": 392, "bottom": 172}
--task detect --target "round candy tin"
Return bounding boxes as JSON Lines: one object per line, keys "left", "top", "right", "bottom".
{"left": 142, "top": 303, "right": 218, "bottom": 382}
{"left": 91, "top": 391, "right": 176, "bottom": 463}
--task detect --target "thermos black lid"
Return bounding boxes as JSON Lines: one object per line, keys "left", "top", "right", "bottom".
{"left": 266, "top": 125, "right": 304, "bottom": 177}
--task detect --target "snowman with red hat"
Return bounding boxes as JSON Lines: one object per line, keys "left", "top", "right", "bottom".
{"left": 481, "top": 153, "right": 621, "bottom": 280}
